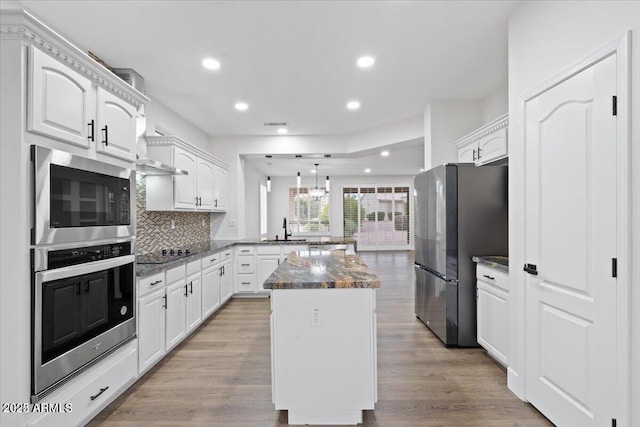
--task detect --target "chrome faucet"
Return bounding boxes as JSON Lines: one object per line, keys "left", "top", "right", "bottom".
{"left": 283, "top": 217, "right": 292, "bottom": 241}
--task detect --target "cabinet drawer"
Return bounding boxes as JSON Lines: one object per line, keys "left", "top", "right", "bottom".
{"left": 137, "top": 272, "right": 165, "bottom": 298}
{"left": 476, "top": 264, "right": 508, "bottom": 291}
{"left": 237, "top": 256, "right": 255, "bottom": 274}
{"left": 28, "top": 340, "right": 137, "bottom": 427}
{"left": 237, "top": 274, "right": 256, "bottom": 292}
{"left": 186, "top": 259, "right": 201, "bottom": 276}
{"left": 257, "top": 245, "right": 280, "bottom": 255}
{"left": 221, "top": 248, "right": 233, "bottom": 261}
{"left": 166, "top": 264, "right": 186, "bottom": 284}
{"left": 236, "top": 246, "right": 255, "bottom": 256}
{"left": 202, "top": 252, "right": 221, "bottom": 269}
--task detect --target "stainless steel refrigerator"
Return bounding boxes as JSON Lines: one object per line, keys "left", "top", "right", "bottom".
{"left": 414, "top": 164, "right": 507, "bottom": 347}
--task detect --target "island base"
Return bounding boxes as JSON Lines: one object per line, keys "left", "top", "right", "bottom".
{"left": 288, "top": 409, "right": 363, "bottom": 425}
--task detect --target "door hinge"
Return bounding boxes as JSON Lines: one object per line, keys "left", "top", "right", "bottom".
{"left": 612, "top": 418, "right": 617, "bottom": 427}
{"left": 612, "top": 95, "right": 617, "bottom": 116}
{"left": 612, "top": 258, "right": 618, "bottom": 278}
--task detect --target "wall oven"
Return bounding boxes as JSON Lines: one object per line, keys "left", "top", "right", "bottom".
{"left": 32, "top": 240, "right": 136, "bottom": 400}
{"left": 31, "top": 145, "right": 134, "bottom": 246}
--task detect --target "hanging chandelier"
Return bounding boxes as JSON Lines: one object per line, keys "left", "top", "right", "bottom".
{"left": 309, "top": 163, "right": 324, "bottom": 198}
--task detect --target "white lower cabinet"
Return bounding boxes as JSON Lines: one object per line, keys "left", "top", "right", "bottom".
{"left": 257, "top": 257, "right": 280, "bottom": 292}
{"left": 137, "top": 288, "right": 166, "bottom": 375}
{"left": 476, "top": 264, "right": 509, "bottom": 366}
{"left": 28, "top": 340, "right": 137, "bottom": 427}
{"left": 202, "top": 255, "right": 222, "bottom": 319}
{"left": 165, "top": 278, "right": 187, "bottom": 352}
{"left": 186, "top": 271, "right": 203, "bottom": 333}
{"left": 220, "top": 258, "right": 234, "bottom": 303}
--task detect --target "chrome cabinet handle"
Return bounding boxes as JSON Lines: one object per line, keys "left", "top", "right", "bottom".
{"left": 90, "top": 386, "right": 109, "bottom": 401}
{"left": 241, "top": 263, "right": 250, "bottom": 267}
{"left": 472, "top": 149, "right": 476, "bottom": 161}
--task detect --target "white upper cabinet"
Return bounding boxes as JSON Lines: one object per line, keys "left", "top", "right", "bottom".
{"left": 145, "top": 136, "right": 227, "bottom": 212}
{"left": 213, "top": 164, "right": 227, "bottom": 211}
{"left": 27, "top": 46, "right": 143, "bottom": 162}
{"left": 197, "top": 158, "right": 215, "bottom": 210}
{"left": 95, "top": 88, "right": 137, "bottom": 161}
{"left": 456, "top": 113, "right": 508, "bottom": 166}
{"left": 28, "top": 47, "right": 94, "bottom": 149}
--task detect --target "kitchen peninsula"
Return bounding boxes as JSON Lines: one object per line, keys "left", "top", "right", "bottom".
{"left": 264, "top": 250, "right": 380, "bottom": 425}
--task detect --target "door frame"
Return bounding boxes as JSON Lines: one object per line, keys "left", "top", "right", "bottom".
{"left": 519, "top": 32, "right": 631, "bottom": 425}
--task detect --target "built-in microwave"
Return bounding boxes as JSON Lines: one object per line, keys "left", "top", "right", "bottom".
{"left": 31, "top": 145, "right": 135, "bottom": 245}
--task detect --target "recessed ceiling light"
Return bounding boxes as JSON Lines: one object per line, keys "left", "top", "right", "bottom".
{"left": 357, "top": 56, "right": 375, "bottom": 68}
{"left": 347, "top": 101, "right": 361, "bottom": 110}
{"left": 381, "top": 150, "right": 390, "bottom": 157}
{"left": 277, "top": 128, "right": 288, "bottom": 134}
{"left": 234, "top": 102, "right": 249, "bottom": 111}
{"left": 202, "top": 58, "right": 221, "bottom": 70}
{"left": 364, "top": 168, "right": 371, "bottom": 173}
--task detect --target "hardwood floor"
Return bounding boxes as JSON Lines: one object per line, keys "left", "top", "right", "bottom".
{"left": 89, "top": 251, "right": 551, "bottom": 427}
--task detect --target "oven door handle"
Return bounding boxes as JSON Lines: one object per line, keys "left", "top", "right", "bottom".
{"left": 37, "top": 255, "right": 135, "bottom": 283}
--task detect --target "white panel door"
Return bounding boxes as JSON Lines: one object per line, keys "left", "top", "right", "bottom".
{"left": 95, "top": 88, "right": 137, "bottom": 161}
{"left": 173, "top": 147, "right": 197, "bottom": 209}
{"left": 186, "top": 273, "right": 202, "bottom": 333}
{"left": 28, "top": 47, "right": 94, "bottom": 148}
{"left": 165, "top": 280, "right": 187, "bottom": 351}
{"left": 524, "top": 53, "right": 617, "bottom": 426}
{"left": 196, "top": 159, "right": 214, "bottom": 210}
{"left": 201, "top": 265, "right": 221, "bottom": 319}
{"left": 137, "top": 289, "right": 166, "bottom": 374}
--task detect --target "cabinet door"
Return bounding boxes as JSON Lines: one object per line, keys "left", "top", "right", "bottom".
{"left": 457, "top": 144, "right": 477, "bottom": 164}
{"left": 186, "top": 273, "right": 202, "bottom": 333}
{"left": 213, "top": 165, "right": 227, "bottom": 211}
{"left": 221, "top": 260, "right": 234, "bottom": 302}
{"left": 28, "top": 47, "right": 94, "bottom": 148}
{"left": 165, "top": 280, "right": 186, "bottom": 351}
{"left": 477, "top": 281, "right": 508, "bottom": 365}
{"left": 95, "top": 88, "right": 137, "bottom": 161}
{"left": 137, "top": 289, "right": 166, "bottom": 375}
{"left": 173, "top": 147, "right": 198, "bottom": 209}
{"left": 257, "top": 257, "right": 280, "bottom": 292}
{"left": 477, "top": 127, "right": 507, "bottom": 165}
{"left": 196, "top": 159, "right": 215, "bottom": 210}
{"left": 202, "top": 265, "right": 221, "bottom": 319}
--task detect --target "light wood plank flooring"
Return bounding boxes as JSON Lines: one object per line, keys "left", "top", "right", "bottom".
{"left": 89, "top": 251, "right": 551, "bottom": 426}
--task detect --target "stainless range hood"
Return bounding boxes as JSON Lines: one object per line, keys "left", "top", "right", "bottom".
{"left": 136, "top": 156, "right": 188, "bottom": 176}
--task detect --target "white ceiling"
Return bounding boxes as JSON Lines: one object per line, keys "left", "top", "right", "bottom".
{"left": 16, "top": 0, "right": 518, "bottom": 139}
{"left": 244, "top": 137, "right": 425, "bottom": 177}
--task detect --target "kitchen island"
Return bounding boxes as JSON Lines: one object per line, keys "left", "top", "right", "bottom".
{"left": 264, "top": 250, "right": 380, "bottom": 425}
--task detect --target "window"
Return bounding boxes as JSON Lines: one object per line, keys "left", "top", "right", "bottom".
{"left": 343, "top": 185, "right": 411, "bottom": 250}
{"left": 288, "top": 187, "right": 329, "bottom": 234}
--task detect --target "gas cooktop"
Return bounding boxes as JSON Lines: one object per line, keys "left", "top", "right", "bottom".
{"left": 136, "top": 248, "right": 198, "bottom": 264}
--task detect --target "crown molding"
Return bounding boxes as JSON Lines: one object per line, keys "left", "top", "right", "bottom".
{"left": 455, "top": 113, "right": 509, "bottom": 148}
{"left": 0, "top": 9, "right": 149, "bottom": 109}
{"left": 146, "top": 136, "right": 229, "bottom": 169}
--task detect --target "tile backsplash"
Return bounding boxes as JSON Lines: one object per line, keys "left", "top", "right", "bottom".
{"left": 136, "top": 176, "right": 210, "bottom": 255}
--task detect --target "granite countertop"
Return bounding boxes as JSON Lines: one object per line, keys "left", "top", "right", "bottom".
{"left": 136, "top": 238, "right": 356, "bottom": 278}
{"left": 263, "top": 250, "right": 381, "bottom": 289}
{"left": 472, "top": 256, "right": 509, "bottom": 273}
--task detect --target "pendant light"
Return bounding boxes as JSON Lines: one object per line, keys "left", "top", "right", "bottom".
{"left": 309, "top": 163, "right": 324, "bottom": 198}
{"left": 325, "top": 176, "right": 330, "bottom": 193}
{"left": 267, "top": 176, "right": 271, "bottom": 192}
{"left": 296, "top": 172, "right": 301, "bottom": 188}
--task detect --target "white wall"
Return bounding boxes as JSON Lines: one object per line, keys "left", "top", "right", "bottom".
{"left": 144, "top": 101, "right": 211, "bottom": 153}
{"left": 423, "top": 100, "right": 483, "bottom": 169}
{"left": 480, "top": 83, "right": 508, "bottom": 123}
{"left": 507, "top": 2, "right": 640, "bottom": 424}
{"left": 243, "top": 160, "right": 267, "bottom": 238}
{"left": 266, "top": 175, "right": 414, "bottom": 241}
